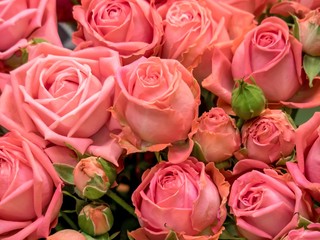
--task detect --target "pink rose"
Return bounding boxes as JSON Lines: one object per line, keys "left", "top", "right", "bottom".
{"left": 159, "top": 0, "right": 254, "bottom": 81}
{"left": 0, "top": 0, "right": 61, "bottom": 60}
{"left": 47, "top": 230, "right": 86, "bottom": 240}
{"left": 203, "top": 16, "right": 320, "bottom": 109}
{"left": 72, "top": 0, "right": 163, "bottom": 64}
{"left": 111, "top": 56, "right": 200, "bottom": 163}
{"left": 286, "top": 112, "right": 320, "bottom": 202}
{"left": 193, "top": 107, "right": 241, "bottom": 163}
{"left": 130, "top": 158, "right": 229, "bottom": 240}
{"left": 232, "top": 17, "right": 302, "bottom": 102}
{"left": 0, "top": 131, "right": 63, "bottom": 240}
{"left": 298, "top": 8, "right": 320, "bottom": 56}
{"left": 0, "top": 43, "right": 123, "bottom": 166}
{"left": 283, "top": 223, "right": 320, "bottom": 240}
{"left": 228, "top": 169, "right": 313, "bottom": 240}
{"left": 239, "top": 109, "right": 296, "bottom": 163}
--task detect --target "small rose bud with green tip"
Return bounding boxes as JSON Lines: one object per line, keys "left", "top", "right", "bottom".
{"left": 78, "top": 203, "right": 114, "bottom": 237}
{"left": 231, "top": 79, "right": 266, "bottom": 120}
{"left": 73, "top": 156, "right": 117, "bottom": 200}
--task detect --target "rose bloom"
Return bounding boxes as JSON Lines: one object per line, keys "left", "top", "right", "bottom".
{"left": 72, "top": 0, "right": 163, "bottom": 64}
{"left": 193, "top": 107, "right": 241, "bottom": 163}
{"left": 228, "top": 169, "right": 314, "bottom": 240}
{"left": 0, "top": 131, "right": 63, "bottom": 240}
{"left": 282, "top": 223, "right": 320, "bottom": 239}
{"left": 159, "top": 0, "right": 255, "bottom": 81}
{"left": 111, "top": 56, "right": 200, "bottom": 163}
{"left": 0, "top": 0, "right": 61, "bottom": 61}
{"left": 0, "top": 43, "right": 123, "bottom": 166}
{"left": 286, "top": 112, "right": 320, "bottom": 202}
{"left": 298, "top": 8, "right": 320, "bottom": 56}
{"left": 129, "top": 158, "right": 230, "bottom": 240}
{"left": 239, "top": 109, "right": 296, "bottom": 163}
{"left": 232, "top": 17, "right": 302, "bottom": 102}
{"left": 203, "top": 16, "right": 320, "bottom": 109}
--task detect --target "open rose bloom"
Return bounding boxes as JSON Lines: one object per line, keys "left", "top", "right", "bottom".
{"left": 0, "top": 43, "right": 123, "bottom": 166}
{"left": 130, "top": 158, "right": 229, "bottom": 240}
{"left": 0, "top": 131, "right": 62, "bottom": 239}
{"left": 228, "top": 169, "right": 314, "bottom": 240}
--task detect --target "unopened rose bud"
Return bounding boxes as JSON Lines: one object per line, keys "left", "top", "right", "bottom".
{"left": 47, "top": 229, "right": 86, "bottom": 240}
{"left": 231, "top": 79, "right": 266, "bottom": 120}
{"left": 78, "top": 203, "right": 114, "bottom": 236}
{"left": 73, "top": 156, "right": 117, "bottom": 200}
{"left": 298, "top": 8, "right": 320, "bottom": 56}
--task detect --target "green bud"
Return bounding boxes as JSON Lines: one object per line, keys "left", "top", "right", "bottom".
{"left": 73, "top": 156, "right": 117, "bottom": 200}
{"left": 231, "top": 79, "right": 266, "bottom": 120}
{"left": 78, "top": 203, "right": 114, "bottom": 237}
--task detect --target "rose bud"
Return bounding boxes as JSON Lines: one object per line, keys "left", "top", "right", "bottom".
{"left": 47, "top": 229, "right": 86, "bottom": 240}
{"left": 78, "top": 203, "right": 114, "bottom": 237}
{"left": 73, "top": 156, "right": 117, "bottom": 200}
{"left": 298, "top": 8, "right": 320, "bottom": 56}
{"left": 231, "top": 79, "right": 266, "bottom": 120}
{"left": 193, "top": 107, "right": 241, "bottom": 163}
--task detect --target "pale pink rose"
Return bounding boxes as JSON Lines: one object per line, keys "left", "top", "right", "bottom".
{"left": 159, "top": 0, "right": 255, "bottom": 81}
{"left": 193, "top": 107, "right": 241, "bottom": 163}
{"left": 130, "top": 158, "right": 230, "bottom": 240}
{"left": 0, "top": 0, "right": 61, "bottom": 61}
{"left": 228, "top": 169, "right": 314, "bottom": 240}
{"left": 286, "top": 112, "right": 320, "bottom": 202}
{"left": 47, "top": 229, "right": 86, "bottom": 240}
{"left": 283, "top": 223, "right": 320, "bottom": 240}
{"left": 0, "top": 43, "right": 123, "bottom": 166}
{"left": 0, "top": 131, "right": 63, "bottom": 240}
{"left": 298, "top": 8, "right": 320, "bottom": 56}
{"left": 72, "top": 0, "right": 163, "bottom": 64}
{"left": 239, "top": 109, "right": 296, "bottom": 163}
{"left": 111, "top": 56, "right": 200, "bottom": 163}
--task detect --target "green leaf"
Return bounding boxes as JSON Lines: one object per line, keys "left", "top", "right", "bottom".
{"left": 54, "top": 163, "right": 75, "bottom": 185}
{"left": 303, "top": 54, "right": 320, "bottom": 87}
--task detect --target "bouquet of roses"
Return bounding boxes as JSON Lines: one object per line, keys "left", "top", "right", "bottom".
{"left": 1, "top": 0, "right": 320, "bottom": 239}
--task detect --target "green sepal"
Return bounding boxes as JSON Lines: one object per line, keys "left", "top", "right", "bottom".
{"left": 53, "top": 163, "right": 75, "bottom": 185}
{"left": 31, "top": 38, "right": 48, "bottom": 44}
{"left": 191, "top": 140, "right": 207, "bottom": 163}
{"left": 4, "top": 48, "right": 28, "bottom": 70}
{"left": 97, "top": 157, "right": 117, "bottom": 185}
{"left": 292, "top": 15, "right": 300, "bottom": 41}
{"left": 297, "top": 214, "right": 313, "bottom": 229}
{"left": 78, "top": 213, "right": 95, "bottom": 236}
{"left": 165, "top": 230, "right": 179, "bottom": 240}
{"left": 83, "top": 183, "right": 109, "bottom": 200}
{"left": 303, "top": 54, "right": 320, "bottom": 87}
{"left": 62, "top": 190, "right": 87, "bottom": 214}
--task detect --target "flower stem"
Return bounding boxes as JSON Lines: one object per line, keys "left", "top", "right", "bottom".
{"left": 59, "top": 212, "right": 78, "bottom": 230}
{"left": 106, "top": 190, "right": 137, "bottom": 218}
